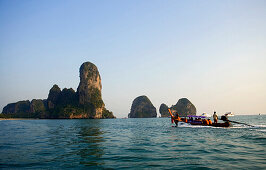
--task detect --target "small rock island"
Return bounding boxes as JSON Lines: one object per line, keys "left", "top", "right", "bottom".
{"left": 159, "top": 103, "right": 169, "bottom": 117}
{"left": 128, "top": 95, "right": 157, "bottom": 118}
{"left": 2, "top": 62, "right": 115, "bottom": 119}
{"left": 159, "top": 98, "right": 196, "bottom": 117}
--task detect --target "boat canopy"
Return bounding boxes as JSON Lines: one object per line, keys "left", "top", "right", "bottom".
{"left": 187, "top": 115, "right": 207, "bottom": 118}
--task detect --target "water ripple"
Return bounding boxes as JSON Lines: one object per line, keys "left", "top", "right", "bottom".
{"left": 0, "top": 116, "right": 265, "bottom": 169}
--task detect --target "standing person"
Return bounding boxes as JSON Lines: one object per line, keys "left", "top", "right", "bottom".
{"left": 213, "top": 111, "right": 218, "bottom": 123}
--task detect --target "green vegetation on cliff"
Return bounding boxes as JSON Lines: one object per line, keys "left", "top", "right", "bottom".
{"left": 89, "top": 88, "right": 104, "bottom": 108}
{"left": 159, "top": 103, "right": 169, "bottom": 117}
{"left": 102, "top": 108, "right": 115, "bottom": 119}
{"left": 128, "top": 95, "right": 157, "bottom": 118}
{"left": 171, "top": 98, "right": 196, "bottom": 117}
{"left": 30, "top": 99, "right": 47, "bottom": 118}
{"left": 2, "top": 62, "right": 115, "bottom": 119}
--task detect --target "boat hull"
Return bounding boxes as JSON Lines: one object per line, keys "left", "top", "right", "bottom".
{"left": 209, "top": 122, "right": 231, "bottom": 127}
{"left": 178, "top": 121, "right": 231, "bottom": 127}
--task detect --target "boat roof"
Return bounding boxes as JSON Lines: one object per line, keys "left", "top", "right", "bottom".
{"left": 187, "top": 115, "right": 207, "bottom": 118}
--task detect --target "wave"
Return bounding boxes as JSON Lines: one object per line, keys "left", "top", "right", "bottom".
{"left": 252, "top": 125, "right": 266, "bottom": 127}
{"left": 253, "top": 129, "right": 266, "bottom": 132}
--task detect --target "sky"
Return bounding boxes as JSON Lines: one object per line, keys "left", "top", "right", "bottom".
{"left": 0, "top": 0, "right": 265, "bottom": 117}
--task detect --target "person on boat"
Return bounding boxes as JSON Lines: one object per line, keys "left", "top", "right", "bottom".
{"left": 203, "top": 119, "right": 209, "bottom": 125}
{"left": 175, "top": 114, "right": 181, "bottom": 122}
{"left": 208, "top": 119, "right": 212, "bottom": 125}
{"left": 221, "top": 114, "right": 229, "bottom": 122}
{"left": 172, "top": 113, "right": 181, "bottom": 126}
{"left": 213, "top": 111, "right": 218, "bottom": 123}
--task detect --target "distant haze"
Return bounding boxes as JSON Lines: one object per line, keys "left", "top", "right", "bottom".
{"left": 0, "top": 0, "right": 265, "bottom": 118}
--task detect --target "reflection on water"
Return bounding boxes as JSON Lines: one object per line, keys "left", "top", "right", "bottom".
{"left": 46, "top": 120, "right": 105, "bottom": 168}
{"left": 76, "top": 121, "right": 104, "bottom": 166}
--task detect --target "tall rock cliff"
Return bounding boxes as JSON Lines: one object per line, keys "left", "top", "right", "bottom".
{"left": 171, "top": 98, "right": 196, "bottom": 117}
{"left": 159, "top": 103, "right": 169, "bottom": 117}
{"left": 47, "top": 84, "right": 61, "bottom": 109}
{"left": 1, "top": 61, "right": 115, "bottom": 119}
{"left": 128, "top": 95, "right": 157, "bottom": 118}
{"left": 77, "top": 62, "right": 105, "bottom": 118}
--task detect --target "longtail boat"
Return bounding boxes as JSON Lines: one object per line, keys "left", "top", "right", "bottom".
{"left": 168, "top": 109, "right": 232, "bottom": 128}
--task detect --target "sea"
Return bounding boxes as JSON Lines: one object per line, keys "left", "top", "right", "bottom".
{"left": 0, "top": 115, "right": 265, "bottom": 169}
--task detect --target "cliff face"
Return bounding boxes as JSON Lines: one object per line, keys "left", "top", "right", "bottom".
{"left": 2, "top": 61, "right": 115, "bottom": 119}
{"left": 30, "top": 99, "right": 47, "bottom": 118}
{"left": 77, "top": 62, "right": 102, "bottom": 104}
{"left": 77, "top": 62, "right": 104, "bottom": 118}
{"left": 2, "top": 100, "right": 31, "bottom": 114}
{"left": 171, "top": 98, "right": 196, "bottom": 117}
{"left": 159, "top": 103, "right": 169, "bottom": 117}
{"left": 47, "top": 84, "right": 61, "bottom": 109}
{"left": 46, "top": 86, "right": 80, "bottom": 119}
{"left": 2, "top": 99, "right": 47, "bottom": 118}
{"left": 128, "top": 95, "right": 157, "bottom": 118}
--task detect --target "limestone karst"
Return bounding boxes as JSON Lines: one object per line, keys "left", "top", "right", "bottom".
{"left": 171, "top": 98, "right": 196, "bottom": 117}
{"left": 128, "top": 95, "right": 157, "bottom": 118}
{"left": 2, "top": 62, "right": 115, "bottom": 119}
{"left": 159, "top": 103, "right": 169, "bottom": 117}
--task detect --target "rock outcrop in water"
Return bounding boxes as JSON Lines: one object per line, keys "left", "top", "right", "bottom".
{"left": 77, "top": 62, "right": 104, "bottom": 118}
{"left": 2, "top": 62, "right": 115, "bottom": 119}
{"left": 128, "top": 95, "right": 157, "bottom": 118}
{"left": 159, "top": 103, "right": 169, "bottom": 117}
{"left": 170, "top": 98, "right": 196, "bottom": 117}
{"left": 159, "top": 98, "right": 197, "bottom": 117}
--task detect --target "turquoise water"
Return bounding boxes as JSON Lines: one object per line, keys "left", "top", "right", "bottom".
{"left": 0, "top": 115, "right": 265, "bottom": 169}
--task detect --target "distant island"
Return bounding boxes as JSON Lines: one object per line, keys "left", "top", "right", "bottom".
{"left": 1, "top": 62, "right": 115, "bottom": 119}
{"left": 127, "top": 95, "right": 196, "bottom": 118}
{"left": 128, "top": 95, "right": 157, "bottom": 118}
{"left": 159, "top": 98, "right": 197, "bottom": 117}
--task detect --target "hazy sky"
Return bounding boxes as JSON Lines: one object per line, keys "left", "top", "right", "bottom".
{"left": 0, "top": 0, "right": 265, "bottom": 117}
